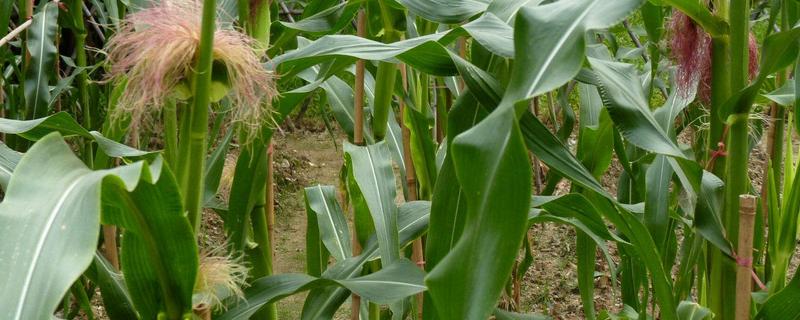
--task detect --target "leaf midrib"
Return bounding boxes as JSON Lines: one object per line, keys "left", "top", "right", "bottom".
{"left": 316, "top": 185, "right": 347, "bottom": 260}
{"left": 523, "top": 0, "right": 598, "bottom": 98}
{"left": 16, "top": 173, "right": 88, "bottom": 319}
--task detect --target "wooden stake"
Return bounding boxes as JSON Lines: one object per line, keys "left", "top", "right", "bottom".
{"left": 735, "top": 195, "right": 757, "bottom": 320}
{"left": 351, "top": 9, "right": 366, "bottom": 320}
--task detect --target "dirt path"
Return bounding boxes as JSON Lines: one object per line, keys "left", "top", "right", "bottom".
{"left": 270, "top": 129, "right": 346, "bottom": 318}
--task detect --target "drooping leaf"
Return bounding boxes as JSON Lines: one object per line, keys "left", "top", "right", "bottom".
{"left": 0, "top": 113, "right": 158, "bottom": 160}
{"left": 0, "top": 133, "right": 167, "bottom": 319}
{"left": 203, "top": 129, "right": 233, "bottom": 206}
{"left": 220, "top": 259, "right": 425, "bottom": 320}
{"left": 677, "top": 300, "right": 713, "bottom": 320}
{"left": 24, "top": 2, "right": 59, "bottom": 119}
{"left": 765, "top": 79, "right": 796, "bottom": 106}
{"left": 395, "top": 0, "right": 491, "bottom": 24}
{"left": 0, "top": 142, "right": 22, "bottom": 189}
{"left": 719, "top": 26, "right": 800, "bottom": 119}
{"left": 280, "top": 0, "right": 362, "bottom": 33}
{"left": 427, "top": 106, "right": 531, "bottom": 320}
{"left": 757, "top": 268, "right": 800, "bottom": 319}
{"left": 271, "top": 15, "right": 515, "bottom": 76}
{"left": 301, "top": 202, "right": 431, "bottom": 319}
{"left": 84, "top": 253, "right": 138, "bottom": 320}
{"left": 500, "top": 0, "right": 645, "bottom": 109}
{"left": 659, "top": 0, "right": 727, "bottom": 36}
{"left": 589, "top": 58, "right": 685, "bottom": 158}
{"left": 344, "top": 141, "right": 400, "bottom": 265}
{"left": 101, "top": 161, "right": 197, "bottom": 319}
{"left": 304, "top": 185, "right": 352, "bottom": 262}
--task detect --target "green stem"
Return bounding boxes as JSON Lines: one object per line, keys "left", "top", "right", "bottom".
{"left": 76, "top": 32, "right": 94, "bottom": 168}
{"left": 183, "top": 0, "right": 217, "bottom": 232}
{"left": 716, "top": 114, "right": 751, "bottom": 319}
{"left": 373, "top": 61, "right": 398, "bottom": 140}
{"left": 176, "top": 102, "right": 193, "bottom": 190}
{"left": 249, "top": 178, "right": 277, "bottom": 319}
{"left": 706, "top": 4, "right": 733, "bottom": 318}
{"left": 707, "top": 35, "right": 730, "bottom": 169}
{"left": 70, "top": 0, "right": 94, "bottom": 167}
{"left": 371, "top": 1, "right": 399, "bottom": 140}
{"left": 712, "top": 1, "right": 753, "bottom": 319}
{"left": 163, "top": 100, "right": 178, "bottom": 168}
{"left": 238, "top": 1, "right": 276, "bottom": 317}
{"left": 729, "top": 0, "right": 750, "bottom": 92}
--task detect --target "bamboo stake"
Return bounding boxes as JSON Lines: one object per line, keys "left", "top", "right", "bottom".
{"left": 351, "top": 8, "right": 366, "bottom": 320}
{"left": 735, "top": 195, "right": 757, "bottom": 320}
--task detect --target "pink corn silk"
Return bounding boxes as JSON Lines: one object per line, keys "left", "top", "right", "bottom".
{"left": 669, "top": 11, "right": 759, "bottom": 104}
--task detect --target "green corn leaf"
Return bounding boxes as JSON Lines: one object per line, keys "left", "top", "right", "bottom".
{"left": 301, "top": 202, "right": 430, "bottom": 320}
{"left": 494, "top": 309, "right": 550, "bottom": 320}
{"left": 84, "top": 253, "right": 138, "bottom": 320}
{"left": 645, "top": 155, "right": 674, "bottom": 250}
{"left": 677, "top": 301, "right": 713, "bottom": 320}
{"left": 640, "top": 2, "right": 664, "bottom": 44}
{"left": 304, "top": 185, "right": 352, "bottom": 262}
{"left": 423, "top": 92, "right": 486, "bottom": 319}
{"left": 305, "top": 191, "right": 330, "bottom": 277}
{"left": 500, "top": 0, "right": 645, "bottom": 110}
{"left": 486, "top": 0, "right": 544, "bottom": 23}
{"left": 402, "top": 99, "right": 438, "bottom": 198}
{"left": 0, "top": 142, "right": 21, "bottom": 189}
{"left": 718, "top": 25, "right": 800, "bottom": 119}
{"left": 586, "top": 193, "right": 677, "bottom": 319}
{"left": 0, "top": 133, "right": 174, "bottom": 319}
{"left": 203, "top": 129, "right": 233, "bottom": 206}
{"left": 427, "top": 105, "right": 531, "bottom": 319}
{"left": 0, "top": 112, "right": 93, "bottom": 140}
{"left": 577, "top": 84, "right": 615, "bottom": 178}
{"left": 344, "top": 141, "right": 399, "bottom": 265}
{"left": 220, "top": 259, "right": 425, "bottom": 320}
{"left": 520, "top": 112, "right": 610, "bottom": 197}
{"left": 0, "top": 113, "right": 157, "bottom": 159}
{"left": 757, "top": 268, "right": 800, "bottom": 319}
{"left": 225, "top": 137, "right": 271, "bottom": 252}
{"left": 271, "top": 15, "right": 514, "bottom": 77}
{"left": 396, "top": 0, "right": 491, "bottom": 24}
{"left": 765, "top": 79, "right": 796, "bottom": 106}
{"left": 425, "top": 93, "right": 486, "bottom": 270}
{"left": 659, "top": 0, "right": 727, "bottom": 36}
{"left": 280, "top": 0, "right": 363, "bottom": 33}
{"left": 101, "top": 158, "right": 197, "bottom": 319}
{"left": 24, "top": 2, "right": 59, "bottom": 119}
{"left": 589, "top": 58, "right": 685, "bottom": 158}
